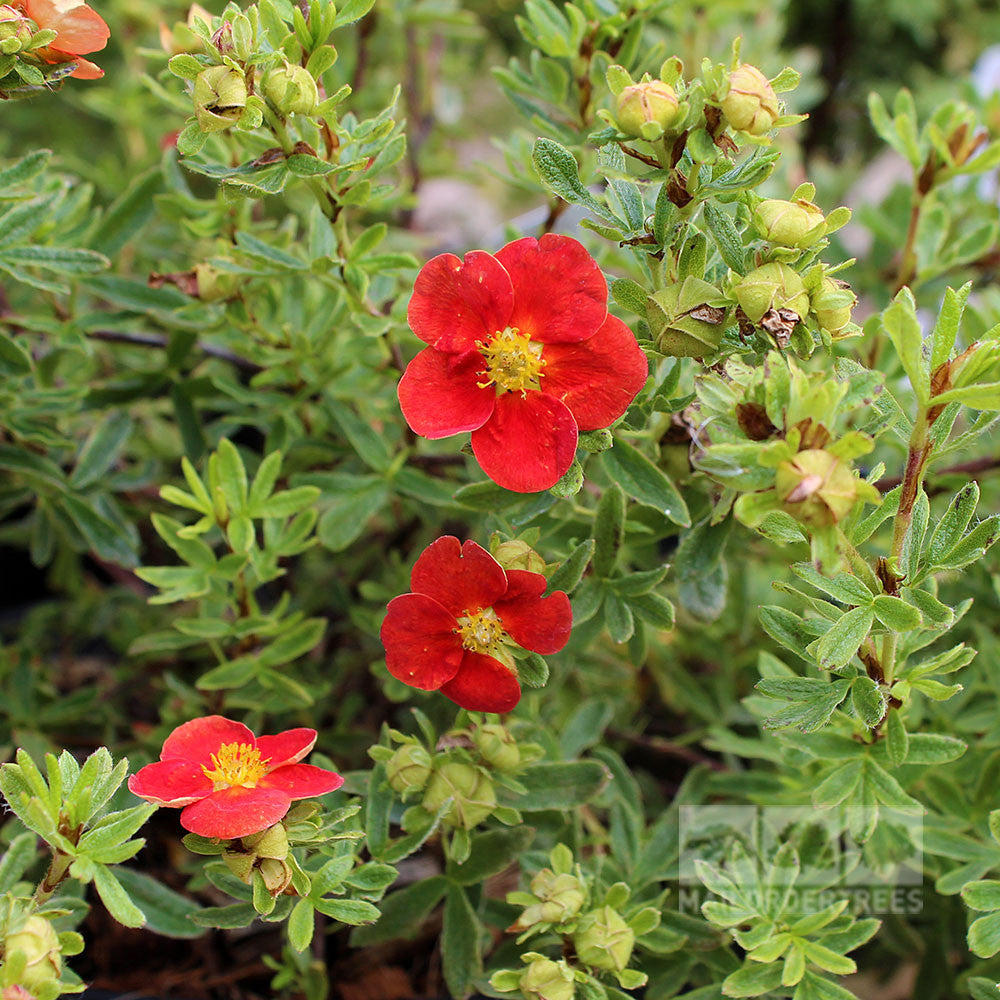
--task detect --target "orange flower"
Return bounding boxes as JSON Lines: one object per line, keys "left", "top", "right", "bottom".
{"left": 16, "top": 0, "right": 109, "bottom": 79}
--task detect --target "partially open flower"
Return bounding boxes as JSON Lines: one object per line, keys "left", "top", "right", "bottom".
{"left": 421, "top": 760, "right": 496, "bottom": 829}
{"left": 721, "top": 63, "right": 779, "bottom": 136}
{"left": 615, "top": 80, "right": 679, "bottom": 139}
{"left": 573, "top": 906, "right": 635, "bottom": 972}
{"left": 753, "top": 197, "right": 826, "bottom": 248}
{"left": 398, "top": 235, "right": 648, "bottom": 493}
{"left": 2, "top": 916, "right": 61, "bottom": 992}
{"left": 380, "top": 536, "right": 571, "bottom": 712}
{"left": 734, "top": 263, "right": 809, "bottom": 325}
{"left": 193, "top": 64, "right": 247, "bottom": 133}
{"left": 262, "top": 62, "right": 318, "bottom": 116}
{"left": 15, "top": 0, "right": 110, "bottom": 79}
{"left": 128, "top": 715, "right": 344, "bottom": 839}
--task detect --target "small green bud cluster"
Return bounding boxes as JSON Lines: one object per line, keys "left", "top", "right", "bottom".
{"left": 489, "top": 533, "right": 547, "bottom": 574}
{"left": 0, "top": 904, "right": 81, "bottom": 1000}
{"left": 603, "top": 60, "right": 689, "bottom": 142}
{"left": 508, "top": 845, "right": 588, "bottom": 935}
{"left": 721, "top": 63, "right": 780, "bottom": 136}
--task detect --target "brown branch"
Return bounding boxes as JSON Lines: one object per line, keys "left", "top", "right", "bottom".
{"left": 86, "top": 329, "right": 263, "bottom": 373}
{"left": 876, "top": 454, "right": 1000, "bottom": 493}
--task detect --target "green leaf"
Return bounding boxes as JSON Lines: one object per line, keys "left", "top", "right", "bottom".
{"left": 313, "top": 897, "right": 380, "bottom": 924}
{"left": 722, "top": 961, "right": 783, "bottom": 997}
{"left": 592, "top": 483, "right": 625, "bottom": 578}
{"left": 872, "top": 595, "right": 922, "bottom": 631}
{"left": 350, "top": 876, "right": 448, "bottom": 946}
{"left": 931, "top": 283, "right": 971, "bottom": 369}
{"left": 602, "top": 439, "right": 689, "bottom": 526}
{"left": 814, "top": 607, "right": 874, "bottom": 669}
{"left": 962, "top": 880, "right": 1000, "bottom": 912}
{"left": 532, "top": 138, "right": 618, "bottom": 224}
{"left": 547, "top": 539, "right": 594, "bottom": 594}
{"left": 94, "top": 864, "right": 147, "bottom": 928}
{"left": 850, "top": 676, "right": 886, "bottom": 729}
{"left": 969, "top": 910, "right": 1000, "bottom": 958}
{"left": 0, "top": 832, "right": 38, "bottom": 891}
{"left": 886, "top": 710, "right": 909, "bottom": 766}
{"left": 71, "top": 413, "right": 132, "bottom": 490}
{"left": 442, "top": 884, "right": 481, "bottom": 1000}
{"left": 447, "top": 827, "right": 535, "bottom": 885}
{"left": 113, "top": 867, "right": 205, "bottom": 939}
{"left": 0, "top": 331, "right": 32, "bottom": 376}
{"left": 91, "top": 166, "right": 163, "bottom": 257}
{"left": 504, "top": 761, "right": 608, "bottom": 811}
{"left": 703, "top": 202, "right": 746, "bottom": 273}
{"left": 882, "top": 293, "right": 928, "bottom": 402}
{"left": 288, "top": 898, "right": 315, "bottom": 952}
{"left": 317, "top": 479, "right": 389, "bottom": 550}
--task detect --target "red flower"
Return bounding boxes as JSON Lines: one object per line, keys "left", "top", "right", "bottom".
{"left": 16, "top": 0, "right": 110, "bottom": 79}
{"left": 398, "top": 235, "right": 649, "bottom": 493}
{"left": 127, "top": 716, "right": 344, "bottom": 839}
{"left": 379, "top": 536, "right": 572, "bottom": 712}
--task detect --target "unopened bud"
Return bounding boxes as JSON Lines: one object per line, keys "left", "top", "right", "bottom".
{"left": 474, "top": 723, "right": 521, "bottom": 771}
{"left": 722, "top": 63, "right": 779, "bottom": 136}
{"left": 421, "top": 760, "right": 496, "bottom": 829}
{"left": 262, "top": 63, "right": 319, "bottom": 116}
{"left": 549, "top": 459, "right": 583, "bottom": 498}
{"left": 616, "top": 80, "right": 679, "bottom": 139}
{"left": 529, "top": 869, "right": 586, "bottom": 922}
{"left": 647, "top": 276, "right": 726, "bottom": 357}
{"left": 492, "top": 540, "right": 545, "bottom": 575}
{"left": 0, "top": 6, "right": 31, "bottom": 47}
{"left": 734, "top": 263, "right": 809, "bottom": 325}
{"left": 194, "top": 263, "right": 238, "bottom": 302}
{"left": 211, "top": 22, "right": 235, "bottom": 56}
{"left": 573, "top": 906, "right": 635, "bottom": 972}
{"left": 519, "top": 957, "right": 576, "bottom": 1000}
{"left": 753, "top": 198, "right": 826, "bottom": 248}
{"left": 775, "top": 449, "right": 877, "bottom": 527}
{"left": 810, "top": 277, "right": 857, "bottom": 336}
{"left": 386, "top": 743, "right": 433, "bottom": 794}
{"left": 193, "top": 65, "right": 247, "bottom": 133}
{"left": 3, "top": 916, "right": 61, "bottom": 991}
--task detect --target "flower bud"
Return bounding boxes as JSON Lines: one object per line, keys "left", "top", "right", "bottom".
{"left": 386, "top": 743, "right": 433, "bottom": 794}
{"left": 775, "top": 449, "right": 866, "bottom": 527}
{"left": 262, "top": 63, "right": 319, "bottom": 116}
{"left": 222, "top": 821, "right": 290, "bottom": 883}
{"left": 474, "top": 723, "right": 521, "bottom": 771}
{"left": 549, "top": 459, "right": 583, "bottom": 498}
{"left": 573, "top": 906, "right": 635, "bottom": 972}
{"left": 529, "top": 869, "right": 586, "bottom": 922}
{"left": 734, "top": 263, "right": 809, "bottom": 325}
{"left": 492, "top": 540, "right": 545, "bottom": 574}
{"left": 194, "top": 263, "right": 239, "bottom": 302}
{"left": 421, "top": 760, "right": 496, "bottom": 829}
{"left": 242, "top": 822, "right": 289, "bottom": 860}
{"left": 193, "top": 65, "right": 247, "bottom": 133}
{"left": 3, "top": 985, "right": 37, "bottom": 1000}
{"left": 616, "top": 80, "right": 679, "bottom": 139}
{"left": 753, "top": 198, "right": 826, "bottom": 248}
{"left": 647, "top": 276, "right": 726, "bottom": 357}
{"left": 519, "top": 957, "right": 576, "bottom": 1000}
{"left": 210, "top": 22, "right": 234, "bottom": 57}
{"left": 258, "top": 856, "right": 294, "bottom": 894}
{"left": 721, "top": 63, "right": 779, "bottom": 136}
{"left": 0, "top": 6, "right": 31, "bottom": 47}
{"left": 3, "top": 916, "right": 61, "bottom": 991}
{"left": 810, "top": 277, "right": 857, "bottom": 336}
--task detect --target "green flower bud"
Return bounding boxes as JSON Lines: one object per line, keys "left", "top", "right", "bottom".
{"left": 262, "top": 63, "right": 319, "bottom": 116}
{"left": 474, "top": 723, "right": 521, "bottom": 771}
{"left": 242, "top": 822, "right": 289, "bottom": 860}
{"left": 573, "top": 906, "right": 635, "bottom": 972}
{"left": 421, "top": 761, "right": 496, "bottom": 829}
{"left": 387, "top": 743, "right": 433, "bottom": 794}
{"left": 753, "top": 198, "right": 826, "bottom": 248}
{"left": 3, "top": 916, "right": 61, "bottom": 991}
{"left": 616, "top": 80, "right": 679, "bottom": 139}
{"left": 810, "top": 277, "right": 857, "bottom": 336}
{"left": 194, "top": 263, "right": 239, "bottom": 302}
{"left": 193, "top": 65, "right": 247, "bottom": 133}
{"left": 529, "top": 869, "right": 586, "bottom": 922}
{"left": 775, "top": 449, "right": 865, "bottom": 527}
{"left": 0, "top": 6, "right": 31, "bottom": 47}
{"left": 519, "top": 957, "right": 576, "bottom": 1000}
{"left": 492, "top": 540, "right": 545, "bottom": 575}
{"left": 223, "top": 821, "right": 290, "bottom": 883}
{"left": 647, "top": 276, "right": 726, "bottom": 357}
{"left": 721, "top": 63, "right": 779, "bottom": 136}
{"left": 734, "top": 263, "right": 809, "bottom": 325}
{"left": 549, "top": 459, "right": 583, "bottom": 498}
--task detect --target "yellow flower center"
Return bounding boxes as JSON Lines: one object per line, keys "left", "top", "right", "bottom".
{"left": 477, "top": 327, "right": 545, "bottom": 396}
{"left": 456, "top": 607, "right": 507, "bottom": 656}
{"left": 201, "top": 742, "right": 270, "bottom": 790}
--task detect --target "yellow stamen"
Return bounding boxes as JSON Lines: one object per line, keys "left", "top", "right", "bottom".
{"left": 477, "top": 327, "right": 546, "bottom": 396}
{"left": 455, "top": 607, "right": 507, "bottom": 656}
{"left": 201, "top": 742, "right": 270, "bottom": 790}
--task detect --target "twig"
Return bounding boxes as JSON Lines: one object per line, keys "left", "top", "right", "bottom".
{"left": 86, "top": 329, "right": 263, "bottom": 373}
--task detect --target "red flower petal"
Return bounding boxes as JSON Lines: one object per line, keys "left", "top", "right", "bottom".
{"left": 25, "top": 0, "right": 109, "bottom": 53}
{"left": 179, "top": 786, "right": 291, "bottom": 839}
{"left": 439, "top": 650, "right": 521, "bottom": 712}
{"left": 256, "top": 728, "right": 317, "bottom": 771}
{"left": 541, "top": 315, "right": 649, "bottom": 431}
{"left": 471, "top": 391, "right": 578, "bottom": 493}
{"left": 260, "top": 763, "right": 344, "bottom": 800}
{"left": 408, "top": 250, "right": 514, "bottom": 353}
{"left": 495, "top": 235, "right": 607, "bottom": 345}
{"left": 160, "top": 715, "right": 255, "bottom": 765}
{"left": 65, "top": 54, "right": 104, "bottom": 78}
{"left": 409, "top": 536, "right": 507, "bottom": 616}
{"left": 398, "top": 348, "right": 495, "bottom": 439}
{"left": 380, "top": 593, "right": 465, "bottom": 690}
{"left": 127, "top": 759, "right": 212, "bottom": 807}
{"left": 495, "top": 570, "right": 572, "bottom": 654}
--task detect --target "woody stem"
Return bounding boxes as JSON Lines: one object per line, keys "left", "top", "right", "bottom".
{"left": 34, "top": 848, "right": 73, "bottom": 906}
